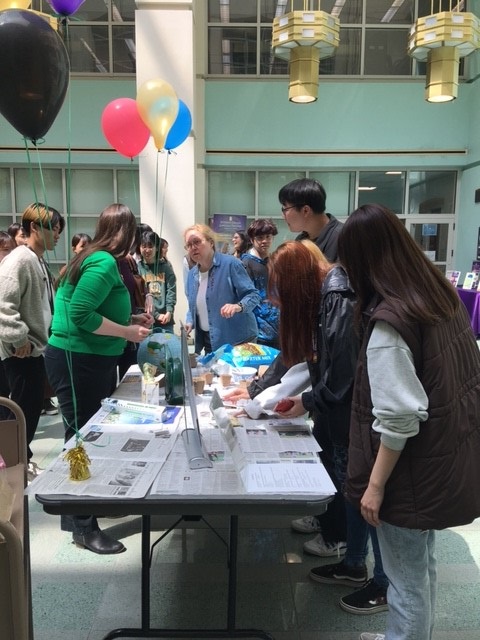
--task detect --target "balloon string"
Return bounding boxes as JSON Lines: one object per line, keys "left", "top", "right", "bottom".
{"left": 160, "top": 151, "right": 170, "bottom": 241}
{"left": 59, "top": 24, "right": 79, "bottom": 441}
{"left": 130, "top": 158, "right": 139, "bottom": 209}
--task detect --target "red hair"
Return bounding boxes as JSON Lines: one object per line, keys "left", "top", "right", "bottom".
{"left": 268, "top": 242, "right": 329, "bottom": 367}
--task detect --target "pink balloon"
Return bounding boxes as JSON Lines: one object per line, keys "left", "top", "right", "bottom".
{"left": 101, "top": 98, "right": 150, "bottom": 159}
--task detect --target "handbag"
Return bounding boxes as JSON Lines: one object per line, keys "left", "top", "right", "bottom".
{"left": 125, "top": 254, "right": 146, "bottom": 310}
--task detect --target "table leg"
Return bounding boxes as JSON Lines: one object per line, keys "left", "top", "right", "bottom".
{"left": 102, "top": 514, "right": 274, "bottom": 639}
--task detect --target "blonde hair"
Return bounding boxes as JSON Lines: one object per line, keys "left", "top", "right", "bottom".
{"left": 22, "top": 203, "right": 62, "bottom": 236}
{"left": 183, "top": 223, "right": 217, "bottom": 246}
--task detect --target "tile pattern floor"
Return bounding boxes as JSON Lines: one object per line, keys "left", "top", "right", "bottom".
{"left": 29, "top": 414, "right": 480, "bottom": 640}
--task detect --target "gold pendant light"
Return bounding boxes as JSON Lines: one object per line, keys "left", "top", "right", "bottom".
{"left": 272, "top": 2, "right": 340, "bottom": 104}
{"left": 409, "top": 1, "right": 480, "bottom": 103}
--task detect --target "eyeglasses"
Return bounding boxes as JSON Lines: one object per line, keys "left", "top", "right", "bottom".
{"left": 184, "top": 238, "right": 204, "bottom": 250}
{"left": 281, "top": 204, "right": 301, "bottom": 215}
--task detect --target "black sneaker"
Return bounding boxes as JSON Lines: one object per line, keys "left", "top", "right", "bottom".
{"left": 42, "top": 398, "right": 59, "bottom": 416}
{"left": 340, "top": 578, "right": 388, "bottom": 615}
{"left": 309, "top": 560, "right": 367, "bottom": 587}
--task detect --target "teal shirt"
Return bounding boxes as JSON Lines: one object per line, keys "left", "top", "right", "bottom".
{"left": 49, "top": 251, "right": 131, "bottom": 356}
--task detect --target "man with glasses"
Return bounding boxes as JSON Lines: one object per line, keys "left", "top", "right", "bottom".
{"left": 279, "top": 177, "right": 343, "bottom": 262}
{"left": 0, "top": 203, "right": 64, "bottom": 481}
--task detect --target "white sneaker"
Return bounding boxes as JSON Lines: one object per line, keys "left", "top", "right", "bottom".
{"left": 27, "top": 461, "right": 43, "bottom": 483}
{"left": 359, "top": 634, "right": 386, "bottom": 640}
{"left": 303, "top": 533, "right": 347, "bottom": 557}
{"left": 291, "top": 516, "right": 322, "bottom": 534}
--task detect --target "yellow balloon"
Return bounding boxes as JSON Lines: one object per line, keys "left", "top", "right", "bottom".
{"left": 136, "top": 79, "right": 179, "bottom": 151}
{"left": 0, "top": 1, "right": 31, "bottom": 9}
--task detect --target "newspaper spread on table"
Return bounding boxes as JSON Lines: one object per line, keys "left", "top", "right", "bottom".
{"left": 27, "top": 402, "right": 184, "bottom": 498}
{"left": 28, "top": 385, "right": 336, "bottom": 499}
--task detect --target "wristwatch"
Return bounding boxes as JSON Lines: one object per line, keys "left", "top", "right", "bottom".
{"left": 237, "top": 302, "right": 244, "bottom": 313}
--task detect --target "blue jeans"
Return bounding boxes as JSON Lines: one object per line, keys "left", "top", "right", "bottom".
{"left": 331, "top": 445, "right": 388, "bottom": 588}
{"left": 377, "top": 521, "right": 436, "bottom": 640}
{"left": 345, "top": 501, "right": 388, "bottom": 588}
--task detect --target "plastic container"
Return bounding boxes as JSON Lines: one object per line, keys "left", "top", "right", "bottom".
{"left": 231, "top": 366, "right": 257, "bottom": 383}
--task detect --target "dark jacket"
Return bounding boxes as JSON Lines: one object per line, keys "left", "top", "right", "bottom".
{"left": 302, "top": 266, "right": 358, "bottom": 448}
{"left": 249, "top": 215, "right": 344, "bottom": 397}
{"left": 346, "top": 298, "right": 480, "bottom": 530}
{"left": 295, "top": 214, "right": 343, "bottom": 263}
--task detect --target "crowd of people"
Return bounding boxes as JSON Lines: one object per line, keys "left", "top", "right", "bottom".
{"left": 0, "top": 179, "right": 479, "bottom": 640}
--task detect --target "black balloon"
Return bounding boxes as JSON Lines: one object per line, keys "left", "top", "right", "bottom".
{"left": 0, "top": 9, "right": 70, "bottom": 143}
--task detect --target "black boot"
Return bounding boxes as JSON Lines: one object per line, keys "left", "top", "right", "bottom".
{"left": 72, "top": 530, "right": 126, "bottom": 554}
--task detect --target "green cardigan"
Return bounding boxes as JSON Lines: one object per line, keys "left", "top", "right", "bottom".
{"left": 49, "top": 251, "right": 130, "bottom": 356}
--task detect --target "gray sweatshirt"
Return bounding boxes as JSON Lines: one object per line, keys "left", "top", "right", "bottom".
{"left": 0, "top": 245, "right": 51, "bottom": 359}
{"left": 366, "top": 320, "right": 429, "bottom": 451}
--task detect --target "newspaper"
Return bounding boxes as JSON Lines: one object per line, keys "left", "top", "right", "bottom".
{"left": 233, "top": 417, "right": 321, "bottom": 455}
{"left": 224, "top": 417, "right": 336, "bottom": 495}
{"left": 28, "top": 385, "right": 336, "bottom": 499}
{"left": 27, "top": 402, "right": 184, "bottom": 498}
{"left": 26, "top": 456, "right": 162, "bottom": 498}
{"left": 151, "top": 429, "right": 243, "bottom": 495}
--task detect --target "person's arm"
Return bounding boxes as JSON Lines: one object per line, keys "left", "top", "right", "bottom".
{"left": 165, "top": 264, "right": 177, "bottom": 313}
{"left": 221, "top": 259, "right": 261, "bottom": 318}
{"left": 93, "top": 316, "right": 150, "bottom": 343}
{"left": 360, "top": 320, "right": 429, "bottom": 527}
{"left": 360, "top": 444, "right": 402, "bottom": 527}
{"left": 302, "top": 291, "right": 358, "bottom": 416}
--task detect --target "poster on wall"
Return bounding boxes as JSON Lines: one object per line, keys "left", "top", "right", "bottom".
{"left": 211, "top": 214, "right": 247, "bottom": 253}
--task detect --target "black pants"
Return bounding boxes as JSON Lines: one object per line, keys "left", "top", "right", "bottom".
{"left": 0, "top": 360, "right": 13, "bottom": 420}
{"left": 313, "top": 425, "right": 347, "bottom": 543}
{"left": 3, "top": 355, "right": 45, "bottom": 460}
{"left": 45, "top": 345, "right": 118, "bottom": 534}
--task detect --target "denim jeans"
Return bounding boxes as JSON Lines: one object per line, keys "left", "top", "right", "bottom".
{"left": 316, "top": 442, "right": 347, "bottom": 543}
{"left": 345, "top": 501, "right": 388, "bottom": 587}
{"left": 377, "top": 521, "right": 436, "bottom": 640}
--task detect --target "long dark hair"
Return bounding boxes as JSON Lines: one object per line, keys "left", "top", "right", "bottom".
{"left": 268, "top": 241, "right": 329, "bottom": 367}
{"left": 338, "top": 203, "right": 459, "bottom": 326}
{"left": 65, "top": 203, "right": 137, "bottom": 285}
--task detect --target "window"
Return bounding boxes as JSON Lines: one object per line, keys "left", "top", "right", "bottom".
{"left": 0, "top": 167, "right": 139, "bottom": 273}
{"left": 207, "top": 0, "right": 467, "bottom": 77}
{"left": 31, "top": 0, "right": 136, "bottom": 74}
{"left": 207, "top": 168, "right": 457, "bottom": 270}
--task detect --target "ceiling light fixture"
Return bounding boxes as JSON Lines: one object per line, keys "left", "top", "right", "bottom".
{"left": 272, "top": 1, "right": 340, "bottom": 103}
{"left": 408, "top": 1, "right": 480, "bottom": 103}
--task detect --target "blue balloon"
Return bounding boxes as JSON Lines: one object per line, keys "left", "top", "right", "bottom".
{"left": 164, "top": 99, "right": 192, "bottom": 151}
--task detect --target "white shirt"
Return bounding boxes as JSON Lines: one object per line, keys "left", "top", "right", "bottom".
{"left": 196, "top": 270, "right": 209, "bottom": 331}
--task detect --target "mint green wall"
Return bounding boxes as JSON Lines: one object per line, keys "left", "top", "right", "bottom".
{"left": 0, "top": 75, "right": 478, "bottom": 271}
{"left": 0, "top": 79, "right": 137, "bottom": 166}
{"left": 205, "top": 78, "right": 478, "bottom": 274}
{"left": 457, "top": 77, "right": 480, "bottom": 273}
{"left": 205, "top": 79, "right": 470, "bottom": 165}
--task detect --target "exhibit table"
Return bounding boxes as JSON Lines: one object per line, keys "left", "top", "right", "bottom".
{"left": 457, "top": 288, "right": 480, "bottom": 336}
{"left": 34, "top": 371, "right": 333, "bottom": 640}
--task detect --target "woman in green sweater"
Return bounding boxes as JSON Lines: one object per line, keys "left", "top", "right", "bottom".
{"left": 45, "top": 203, "right": 153, "bottom": 555}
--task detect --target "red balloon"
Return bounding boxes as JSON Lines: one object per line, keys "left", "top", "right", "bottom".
{"left": 101, "top": 98, "right": 150, "bottom": 159}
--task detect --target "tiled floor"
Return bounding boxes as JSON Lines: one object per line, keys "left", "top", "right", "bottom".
{"left": 29, "top": 413, "right": 480, "bottom": 640}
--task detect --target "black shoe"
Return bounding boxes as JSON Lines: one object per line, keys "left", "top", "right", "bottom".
{"left": 340, "top": 578, "right": 388, "bottom": 615}
{"left": 42, "top": 398, "right": 59, "bottom": 415}
{"left": 72, "top": 530, "right": 126, "bottom": 555}
{"left": 309, "top": 560, "right": 367, "bottom": 587}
